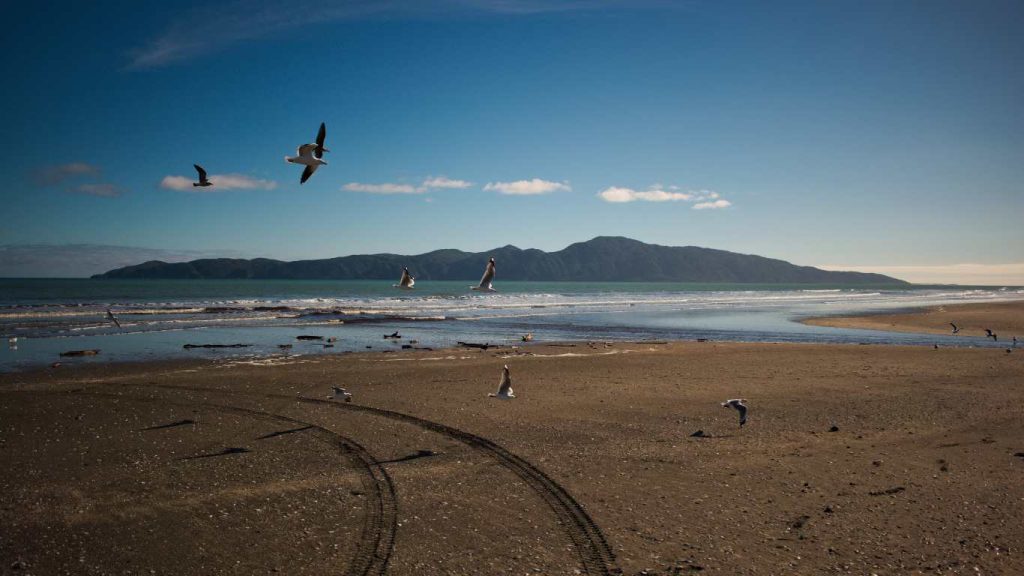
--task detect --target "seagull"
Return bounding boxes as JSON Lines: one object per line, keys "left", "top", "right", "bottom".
{"left": 7, "top": 337, "right": 16, "bottom": 348}
{"left": 488, "top": 365, "right": 515, "bottom": 399}
{"left": 1014, "top": 336, "right": 1018, "bottom": 348}
{"left": 331, "top": 386, "right": 352, "bottom": 402}
{"left": 394, "top": 267, "right": 415, "bottom": 289}
{"left": 471, "top": 257, "right": 496, "bottom": 292}
{"left": 106, "top": 308, "right": 121, "bottom": 329}
{"left": 984, "top": 329, "right": 998, "bottom": 342}
{"left": 521, "top": 333, "right": 533, "bottom": 342}
{"left": 950, "top": 323, "right": 959, "bottom": 334}
{"left": 384, "top": 331, "right": 401, "bottom": 339}
{"left": 285, "top": 123, "right": 328, "bottom": 184}
{"left": 721, "top": 398, "right": 748, "bottom": 426}
{"left": 193, "top": 164, "right": 212, "bottom": 187}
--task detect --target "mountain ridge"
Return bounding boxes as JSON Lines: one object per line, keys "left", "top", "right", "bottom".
{"left": 92, "top": 236, "right": 906, "bottom": 284}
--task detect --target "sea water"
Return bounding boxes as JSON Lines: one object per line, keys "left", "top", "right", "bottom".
{"left": 1, "top": 278, "right": 1020, "bottom": 371}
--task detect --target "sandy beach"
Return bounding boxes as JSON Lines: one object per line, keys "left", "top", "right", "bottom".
{"left": 804, "top": 300, "right": 1024, "bottom": 341}
{"left": 3, "top": 306, "right": 1024, "bottom": 576}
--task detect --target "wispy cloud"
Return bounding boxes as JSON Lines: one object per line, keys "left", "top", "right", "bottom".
{"left": 598, "top": 185, "right": 730, "bottom": 209}
{"left": 484, "top": 178, "right": 571, "bottom": 195}
{"left": 128, "top": 0, "right": 652, "bottom": 68}
{"left": 817, "top": 263, "right": 1024, "bottom": 285}
{"left": 692, "top": 199, "right": 731, "bottom": 210}
{"left": 422, "top": 176, "right": 472, "bottom": 189}
{"left": 33, "top": 162, "right": 101, "bottom": 186}
{"left": 342, "top": 175, "right": 474, "bottom": 194}
{"left": 343, "top": 182, "right": 425, "bottom": 194}
{"left": 160, "top": 173, "right": 278, "bottom": 191}
{"left": 68, "top": 183, "right": 124, "bottom": 198}
{"left": 0, "top": 244, "right": 247, "bottom": 278}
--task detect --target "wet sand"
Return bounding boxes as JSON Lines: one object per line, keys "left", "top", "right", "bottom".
{"left": 2, "top": 340, "right": 1023, "bottom": 575}
{"left": 804, "top": 299, "right": 1024, "bottom": 341}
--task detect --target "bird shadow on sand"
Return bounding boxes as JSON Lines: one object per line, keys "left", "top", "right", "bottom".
{"left": 256, "top": 425, "right": 314, "bottom": 440}
{"left": 139, "top": 418, "right": 195, "bottom": 431}
{"left": 379, "top": 449, "right": 439, "bottom": 464}
{"left": 179, "top": 447, "right": 251, "bottom": 461}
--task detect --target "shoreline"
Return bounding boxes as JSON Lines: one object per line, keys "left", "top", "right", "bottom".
{"left": 802, "top": 298, "right": 1024, "bottom": 339}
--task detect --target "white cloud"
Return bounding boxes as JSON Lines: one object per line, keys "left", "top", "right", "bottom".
{"left": 342, "top": 182, "right": 425, "bottom": 194}
{"left": 692, "top": 199, "right": 731, "bottom": 210}
{"left": 34, "top": 162, "right": 101, "bottom": 186}
{"left": 160, "top": 173, "right": 277, "bottom": 192}
{"left": 484, "top": 179, "right": 571, "bottom": 195}
{"left": 817, "top": 263, "right": 1024, "bottom": 285}
{"left": 598, "top": 185, "right": 730, "bottom": 209}
{"left": 422, "top": 176, "right": 472, "bottom": 189}
{"left": 69, "top": 183, "right": 123, "bottom": 198}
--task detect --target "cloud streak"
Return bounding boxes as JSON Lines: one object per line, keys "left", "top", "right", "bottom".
{"left": 33, "top": 162, "right": 101, "bottom": 186}
{"left": 342, "top": 182, "right": 424, "bottom": 194}
{"left": 68, "top": 183, "right": 123, "bottom": 198}
{"left": 598, "top": 185, "right": 731, "bottom": 210}
{"left": 484, "top": 179, "right": 571, "bottom": 195}
{"left": 817, "top": 263, "right": 1024, "bottom": 285}
{"left": 128, "top": 0, "right": 652, "bottom": 68}
{"left": 160, "top": 173, "right": 278, "bottom": 191}
{"left": 0, "top": 244, "right": 247, "bottom": 278}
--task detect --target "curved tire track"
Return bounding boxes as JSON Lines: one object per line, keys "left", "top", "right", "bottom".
{"left": 9, "top": 389, "right": 396, "bottom": 576}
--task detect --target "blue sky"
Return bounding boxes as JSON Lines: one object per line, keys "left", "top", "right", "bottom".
{"left": 1, "top": 0, "right": 1022, "bottom": 281}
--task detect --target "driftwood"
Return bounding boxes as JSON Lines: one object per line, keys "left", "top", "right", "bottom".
{"left": 457, "top": 341, "right": 499, "bottom": 350}
{"left": 296, "top": 335, "right": 324, "bottom": 341}
{"left": 59, "top": 349, "right": 101, "bottom": 357}
{"left": 183, "top": 343, "right": 252, "bottom": 349}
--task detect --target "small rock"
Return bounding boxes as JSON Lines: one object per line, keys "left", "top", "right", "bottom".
{"left": 829, "top": 425, "right": 839, "bottom": 432}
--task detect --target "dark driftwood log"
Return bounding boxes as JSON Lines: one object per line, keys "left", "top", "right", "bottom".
{"left": 296, "top": 335, "right": 324, "bottom": 341}
{"left": 59, "top": 349, "right": 101, "bottom": 357}
{"left": 182, "top": 344, "right": 252, "bottom": 349}
{"left": 457, "top": 341, "right": 497, "bottom": 350}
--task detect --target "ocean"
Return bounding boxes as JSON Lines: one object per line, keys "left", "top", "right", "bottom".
{"left": 1, "top": 278, "right": 1020, "bottom": 371}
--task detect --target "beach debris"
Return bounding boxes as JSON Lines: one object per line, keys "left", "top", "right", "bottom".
{"left": 488, "top": 365, "right": 515, "bottom": 399}
{"left": 365, "top": 345, "right": 373, "bottom": 349}
{"left": 285, "top": 122, "right": 328, "bottom": 184}
{"left": 182, "top": 447, "right": 251, "bottom": 461}
{"left": 790, "top": 515, "right": 811, "bottom": 529}
{"left": 394, "top": 267, "right": 415, "bottom": 289}
{"left": 106, "top": 308, "right": 121, "bottom": 328}
{"left": 382, "top": 449, "right": 438, "bottom": 464}
{"left": 829, "top": 425, "right": 840, "bottom": 432}
{"left": 721, "top": 398, "right": 748, "bottom": 426}
{"left": 868, "top": 486, "right": 905, "bottom": 496}
{"left": 696, "top": 338, "right": 708, "bottom": 343}
{"left": 470, "top": 257, "right": 497, "bottom": 292}
{"left": 950, "top": 322, "right": 959, "bottom": 334}
{"left": 384, "top": 331, "right": 401, "bottom": 339}
{"left": 278, "top": 344, "right": 293, "bottom": 349}
{"left": 50, "top": 362, "right": 61, "bottom": 368}
{"left": 183, "top": 343, "right": 252, "bottom": 349}
{"left": 401, "top": 344, "right": 412, "bottom": 349}
{"left": 142, "top": 419, "right": 196, "bottom": 431}
{"left": 458, "top": 341, "right": 494, "bottom": 350}
{"left": 59, "top": 349, "right": 101, "bottom": 357}
{"left": 332, "top": 386, "right": 352, "bottom": 402}
{"left": 522, "top": 333, "right": 534, "bottom": 342}
{"left": 690, "top": 430, "right": 712, "bottom": 438}
{"left": 297, "top": 335, "right": 324, "bottom": 341}
{"left": 1014, "top": 452, "right": 1024, "bottom": 460}
{"left": 324, "top": 343, "right": 334, "bottom": 348}
{"left": 327, "top": 337, "right": 338, "bottom": 343}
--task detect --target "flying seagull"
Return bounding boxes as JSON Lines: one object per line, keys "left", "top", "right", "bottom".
{"left": 394, "top": 267, "right": 415, "bottom": 289}
{"left": 721, "top": 398, "right": 748, "bottom": 427}
{"left": 471, "top": 257, "right": 496, "bottom": 292}
{"left": 285, "top": 123, "right": 328, "bottom": 184}
{"left": 950, "top": 323, "right": 959, "bottom": 334}
{"left": 106, "top": 308, "right": 121, "bottom": 329}
{"left": 985, "top": 329, "right": 998, "bottom": 341}
{"left": 488, "top": 365, "right": 515, "bottom": 399}
{"left": 193, "top": 164, "right": 212, "bottom": 187}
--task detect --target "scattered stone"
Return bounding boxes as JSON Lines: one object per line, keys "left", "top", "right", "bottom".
{"left": 868, "top": 486, "right": 905, "bottom": 496}
{"left": 790, "top": 515, "right": 811, "bottom": 529}
{"left": 829, "top": 425, "right": 840, "bottom": 432}
{"left": 823, "top": 505, "right": 834, "bottom": 514}
{"left": 690, "top": 430, "right": 711, "bottom": 438}
{"left": 872, "top": 460, "right": 882, "bottom": 467}
{"left": 1013, "top": 452, "right": 1024, "bottom": 459}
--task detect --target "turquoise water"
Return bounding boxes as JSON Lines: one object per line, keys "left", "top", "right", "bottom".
{"left": 2, "top": 279, "right": 1020, "bottom": 371}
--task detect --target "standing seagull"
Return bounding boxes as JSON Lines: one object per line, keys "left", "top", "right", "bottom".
{"left": 285, "top": 122, "right": 328, "bottom": 184}
{"left": 950, "top": 323, "right": 959, "bottom": 335}
{"left": 193, "top": 164, "right": 213, "bottom": 187}
{"left": 471, "top": 258, "right": 497, "bottom": 292}
{"left": 394, "top": 267, "right": 415, "bottom": 290}
{"left": 721, "top": 398, "right": 748, "bottom": 427}
{"left": 488, "top": 365, "right": 515, "bottom": 399}
{"left": 106, "top": 308, "right": 121, "bottom": 329}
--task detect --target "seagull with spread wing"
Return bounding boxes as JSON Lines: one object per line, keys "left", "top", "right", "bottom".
{"left": 721, "top": 398, "right": 748, "bottom": 426}
{"left": 471, "top": 257, "right": 496, "bottom": 292}
{"left": 285, "top": 122, "right": 328, "bottom": 184}
{"left": 192, "top": 164, "right": 212, "bottom": 187}
{"left": 106, "top": 308, "right": 121, "bottom": 329}
{"left": 949, "top": 322, "right": 959, "bottom": 334}
{"left": 394, "top": 267, "right": 415, "bottom": 289}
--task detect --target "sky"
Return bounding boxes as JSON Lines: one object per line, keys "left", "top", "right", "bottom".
{"left": 1, "top": 0, "right": 1022, "bottom": 282}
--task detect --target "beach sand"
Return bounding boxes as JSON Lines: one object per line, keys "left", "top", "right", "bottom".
{"left": 2, "top": 334, "right": 1023, "bottom": 574}
{"left": 804, "top": 299, "right": 1024, "bottom": 340}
